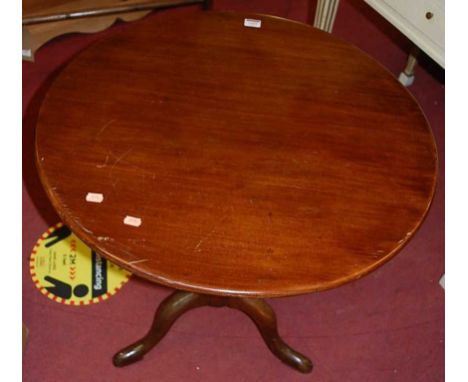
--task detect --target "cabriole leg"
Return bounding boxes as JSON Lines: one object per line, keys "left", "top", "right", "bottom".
{"left": 228, "top": 298, "right": 313, "bottom": 373}
{"left": 113, "top": 291, "right": 207, "bottom": 366}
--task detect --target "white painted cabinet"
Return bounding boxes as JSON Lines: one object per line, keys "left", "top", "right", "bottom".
{"left": 364, "top": 0, "right": 445, "bottom": 68}
{"left": 313, "top": 0, "right": 445, "bottom": 85}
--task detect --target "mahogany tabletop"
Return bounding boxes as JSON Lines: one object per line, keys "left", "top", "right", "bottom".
{"left": 35, "top": 11, "right": 437, "bottom": 298}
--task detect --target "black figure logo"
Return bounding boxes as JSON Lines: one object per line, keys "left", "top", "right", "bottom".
{"left": 44, "top": 225, "right": 72, "bottom": 248}
{"left": 41, "top": 225, "right": 108, "bottom": 300}
{"left": 42, "top": 225, "right": 89, "bottom": 300}
{"left": 44, "top": 276, "right": 89, "bottom": 299}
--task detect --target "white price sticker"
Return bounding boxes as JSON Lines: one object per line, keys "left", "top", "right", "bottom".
{"left": 124, "top": 215, "right": 142, "bottom": 227}
{"left": 244, "top": 18, "right": 262, "bottom": 28}
{"left": 85, "top": 192, "right": 104, "bottom": 203}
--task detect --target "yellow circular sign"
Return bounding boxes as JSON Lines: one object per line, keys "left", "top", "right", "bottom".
{"left": 29, "top": 223, "right": 131, "bottom": 305}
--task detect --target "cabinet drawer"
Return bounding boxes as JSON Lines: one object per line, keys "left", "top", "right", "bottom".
{"left": 364, "top": 0, "right": 444, "bottom": 67}
{"left": 382, "top": 0, "right": 444, "bottom": 48}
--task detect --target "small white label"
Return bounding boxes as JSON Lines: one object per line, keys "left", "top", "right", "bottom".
{"left": 124, "top": 216, "right": 142, "bottom": 227}
{"left": 22, "top": 49, "right": 32, "bottom": 58}
{"left": 85, "top": 192, "right": 104, "bottom": 203}
{"left": 244, "top": 18, "right": 262, "bottom": 28}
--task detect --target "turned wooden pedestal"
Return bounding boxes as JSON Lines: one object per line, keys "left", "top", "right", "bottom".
{"left": 113, "top": 291, "right": 312, "bottom": 373}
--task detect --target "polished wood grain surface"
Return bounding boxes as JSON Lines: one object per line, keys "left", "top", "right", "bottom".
{"left": 23, "top": 0, "right": 206, "bottom": 25}
{"left": 35, "top": 11, "right": 437, "bottom": 297}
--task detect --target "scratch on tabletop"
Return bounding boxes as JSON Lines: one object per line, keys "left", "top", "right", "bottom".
{"left": 96, "top": 119, "right": 115, "bottom": 139}
{"left": 96, "top": 154, "right": 110, "bottom": 168}
{"left": 128, "top": 259, "right": 150, "bottom": 265}
{"left": 194, "top": 215, "right": 229, "bottom": 252}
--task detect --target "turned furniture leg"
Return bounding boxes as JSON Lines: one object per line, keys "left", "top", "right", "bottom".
{"left": 312, "top": 0, "right": 340, "bottom": 32}
{"left": 113, "top": 291, "right": 312, "bottom": 373}
{"left": 398, "top": 46, "right": 419, "bottom": 87}
{"left": 113, "top": 291, "right": 207, "bottom": 366}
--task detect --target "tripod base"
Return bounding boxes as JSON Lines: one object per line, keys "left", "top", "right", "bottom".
{"left": 113, "top": 291, "right": 312, "bottom": 373}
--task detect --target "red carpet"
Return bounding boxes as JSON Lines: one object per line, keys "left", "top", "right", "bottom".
{"left": 23, "top": 1, "right": 444, "bottom": 381}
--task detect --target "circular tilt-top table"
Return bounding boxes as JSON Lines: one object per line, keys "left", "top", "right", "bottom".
{"left": 35, "top": 11, "right": 437, "bottom": 374}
